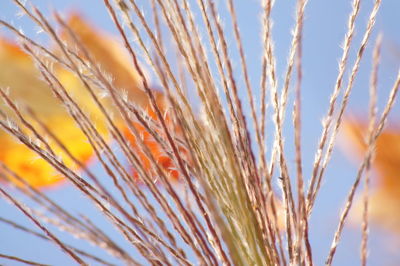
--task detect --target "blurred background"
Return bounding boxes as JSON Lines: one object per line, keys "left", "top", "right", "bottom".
{"left": 1, "top": 0, "right": 400, "bottom": 265}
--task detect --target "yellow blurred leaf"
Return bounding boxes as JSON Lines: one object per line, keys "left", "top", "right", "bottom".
{"left": 0, "top": 38, "right": 107, "bottom": 188}
{"left": 0, "top": 14, "right": 183, "bottom": 188}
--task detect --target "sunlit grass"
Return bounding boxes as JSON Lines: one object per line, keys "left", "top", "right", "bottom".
{"left": 0, "top": 0, "right": 399, "bottom": 265}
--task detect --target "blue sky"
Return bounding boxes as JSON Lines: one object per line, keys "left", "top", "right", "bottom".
{"left": 1, "top": 0, "right": 400, "bottom": 265}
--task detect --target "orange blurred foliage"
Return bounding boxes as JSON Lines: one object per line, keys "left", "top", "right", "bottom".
{"left": 342, "top": 118, "right": 400, "bottom": 232}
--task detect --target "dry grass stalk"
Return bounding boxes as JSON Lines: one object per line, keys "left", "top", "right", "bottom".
{"left": 360, "top": 33, "right": 382, "bottom": 266}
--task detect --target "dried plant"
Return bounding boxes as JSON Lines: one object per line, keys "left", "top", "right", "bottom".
{"left": 0, "top": 0, "right": 399, "bottom": 265}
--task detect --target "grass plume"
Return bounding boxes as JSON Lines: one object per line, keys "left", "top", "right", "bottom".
{"left": 0, "top": 0, "right": 399, "bottom": 265}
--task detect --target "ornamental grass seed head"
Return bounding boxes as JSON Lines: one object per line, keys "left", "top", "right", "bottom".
{"left": 0, "top": 0, "right": 399, "bottom": 265}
